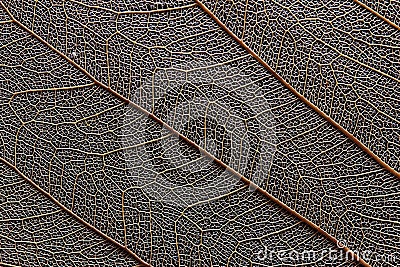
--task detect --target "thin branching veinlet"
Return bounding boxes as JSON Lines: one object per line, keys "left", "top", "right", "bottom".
{"left": 354, "top": 0, "right": 400, "bottom": 31}
{"left": 196, "top": 0, "right": 400, "bottom": 177}
{"left": 0, "top": 1, "right": 399, "bottom": 266}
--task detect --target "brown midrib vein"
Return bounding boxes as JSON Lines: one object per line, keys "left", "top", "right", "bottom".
{"left": 0, "top": 4, "right": 151, "bottom": 266}
{"left": 0, "top": 156, "right": 150, "bottom": 267}
{"left": 354, "top": 0, "right": 400, "bottom": 31}
{"left": 2, "top": 3, "right": 372, "bottom": 267}
{"left": 194, "top": 0, "right": 400, "bottom": 179}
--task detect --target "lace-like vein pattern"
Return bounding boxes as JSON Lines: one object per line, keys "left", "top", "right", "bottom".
{"left": 361, "top": 0, "right": 400, "bottom": 27}
{"left": 0, "top": 2, "right": 399, "bottom": 266}
{"left": 0, "top": 161, "right": 140, "bottom": 267}
{"left": 2, "top": 70, "right": 360, "bottom": 267}
{"left": 0, "top": 12, "right": 363, "bottom": 266}
{"left": 1, "top": 1, "right": 399, "bottom": 266}
{"left": 198, "top": 0, "right": 400, "bottom": 171}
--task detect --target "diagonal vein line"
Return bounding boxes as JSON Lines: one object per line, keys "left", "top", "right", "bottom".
{"left": 69, "top": 0, "right": 198, "bottom": 15}
{"left": 194, "top": 0, "right": 400, "bottom": 180}
{"left": 0, "top": 157, "right": 151, "bottom": 267}
{"left": 0, "top": 3, "right": 377, "bottom": 267}
{"left": 354, "top": 0, "right": 400, "bottom": 31}
{"left": 270, "top": 0, "right": 400, "bottom": 84}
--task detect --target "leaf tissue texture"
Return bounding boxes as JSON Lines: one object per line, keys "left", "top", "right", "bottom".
{"left": 200, "top": 0, "right": 400, "bottom": 172}
{"left": 360, "top": 0, "right": 400, "bottom": 27}
{"left": 0, "top": 161, "right": 140, "bottom": 267}
{"left": 0, "top": 19, "right": 362, "bottom": 265}
{"left": 0, "top": 0, "right": 399, "bottom": 266}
